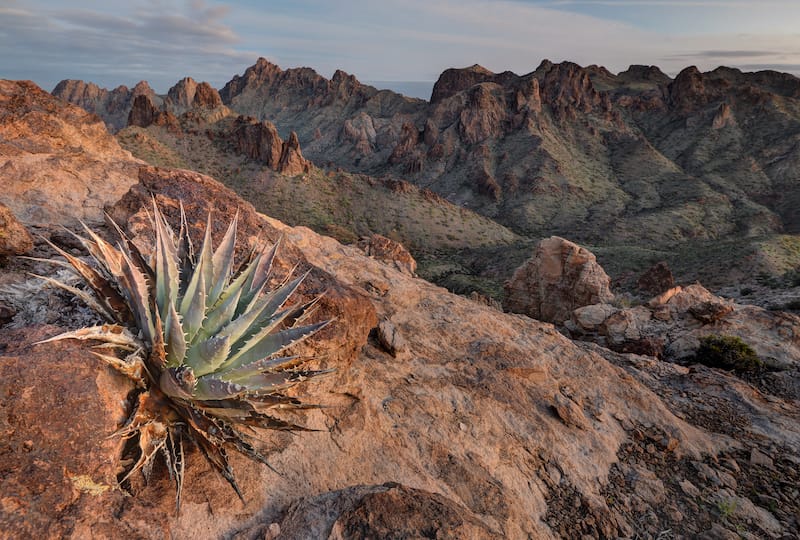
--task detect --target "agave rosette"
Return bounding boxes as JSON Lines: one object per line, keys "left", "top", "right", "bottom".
{"left": 38, "top": 202, "right": 331, "bottom": 509}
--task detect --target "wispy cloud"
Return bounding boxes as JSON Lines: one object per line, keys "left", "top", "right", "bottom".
{"left": 0, "top": 0, "right": 252, "bottom": 91}
{"left": 1, "top": 0, "right": 799, "bottom": 94}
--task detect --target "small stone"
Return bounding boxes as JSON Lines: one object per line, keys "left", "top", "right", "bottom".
{"left": 662, "top": 437, "right": 680, "bottom": 452}
{"left": 718, "top": 470, "right": 737, "bottom": 490}
{"left": 722, "top": 458, "right": 740, "bottom": 473}
{"left": 679, "top": 479, "right": 701, "bottom": 498}
{"left": 750, "top": 448, "right": 774, "bottom": 469}
{"left": 264, "top": 523, "right": 280, "bottom": 540}
{"left": 376, "top": 320, "right": 408, "bottom": 357}
{"left": 458, "top": 422, "right": 467, "bottom": 432}
{"left": 553, "top": 392, "right": 588, "bottom": 430}
{"left": 545, "top": 464, "right": 562, "bottom": 486}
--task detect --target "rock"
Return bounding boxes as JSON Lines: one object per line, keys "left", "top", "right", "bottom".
{"left": 277, "top": 131, "right": 310, "bottom": 175}
{"left": 376, "top": 319, "right": 408, "bottom": 357}
{"left": 357, "top": 233, "right": 417, "bottom": 276}
{"left": 267, "top": 484, "right": 501, "bottom": 539}
{"left": 504, "top": 236, "right": 614, "bottom": 323}
{"left": 232, "top": 115, "right": 282, "bottom": 166}
{"left": 127, "top": 93, "right": 158, "bottom": 127}
{"left": 0, "top": 202, "right": 33, "bottom": 256}
{"left": 750, "top": 448, "right": 774, "bottom": 469}
{"left": 0, "top": 326, "right": 132, "bottom": 538}
{"left": 626, "top": 465, "right": 666, "bottom": 505}
{"left": 0, "top": 79, "right": 141, "bottom": 226}
{"left": 688, "top": 301, "right": 734, "bottom": 323}
{"left": 231, "top": 117, "right": 309, "bottom": 174}
{"left": 679, "top": 479, "right": 701, "bottom": 498}
{"left": 637, "top": 261, "right": 675, "bottom": 296}
{"left": 572, "top": 303, "right": 617, "bottom": 331}
{"left": 165, "top": 76, "right": 199, "bottom": 113}
{"left": 193, "top": 82, "right": 223, "bottom": 109}
{"left": 127, "top": 94, "right": 180, "bottom": 131}
{"left": 552, "top": 392, "right": 588, "bottom": 430}
{"left": 52, "top": 79, "right": 160, "bottom": 131}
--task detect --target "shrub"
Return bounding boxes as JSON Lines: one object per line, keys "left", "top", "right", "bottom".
{"left": 694, "top": 335, "right": 762, "bottom": 372}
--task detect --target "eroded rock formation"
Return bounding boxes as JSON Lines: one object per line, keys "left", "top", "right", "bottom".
{"left": 503, "top": 236, "right": 615, "bottom": 323}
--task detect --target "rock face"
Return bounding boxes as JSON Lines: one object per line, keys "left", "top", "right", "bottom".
{"left": 0, "top": 202, "right": 33, "bottom": 255}
{"left": 231, "top": 116, "right": 310, "bottom": 174}
{"left": 52, "top": 79, "right": 159, "bottom": 131}
{"left": 357, "top": 233, "right": 417, "bottom": 276}
{"left": 165, "top": 77, "right": 223, "bottom": 113}
{"left": 0, "top": 79, "right": 141, "bottom": 226}
{"left": 503, "top": 236, "right": 614, "bottom": 323}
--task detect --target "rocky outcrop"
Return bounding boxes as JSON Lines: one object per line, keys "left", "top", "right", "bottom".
{"left": 231, "top": 115, "right": 282, "bottom": 166}
{"left": 127, "top": 94, "right": 180, "bottom": 131}
{"left": 277, "top": 131, "right": 310, "bottom": 175}
{"left": 616, "top": 65, "right": 671, "bottom": 85}
{"left": 52, "top": 79, "right": 159, "bottom": 131}
{"left": 504, "top": 236, "right": 615, "bottom": 323}
{"left": 0, "top": 79, "right": 141, "bottom": 226}
{"left": 0, "top": 202, "right": 33, "bottom": 256}
{"left": 230, "top": 116, "right": 309, "bottom": 174}
{"left": 430, "top": 64, "right": 517, "bottom": 103}
{"left": 192, "top": 81, "right": 222, "bottom": 109}
{"left": 567, "top": 283, "right": 800, "bottom": 370}
{"left": 165, "top": 78, "right": 223, "bottom": 113}
{"left": 357, "top": 233, "right": 417, "bottom": 276}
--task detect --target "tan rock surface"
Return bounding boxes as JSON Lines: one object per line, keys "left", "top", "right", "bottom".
{"left": 0, "top": 202, "right": 33, "bottom": 255}
{"left": 504, "top": 236, "right": 615, "bottom": 323}
{"left": 357, "top": 233, "right": 417, "bottom": 276}
{"left": 0, "top": 80, "right": 142, "bottom": 226}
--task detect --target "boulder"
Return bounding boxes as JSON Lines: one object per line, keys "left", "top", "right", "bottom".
{"left": 357, "top": 233, "right": 417, "bottom": 276}
{"left": 637, "top": 261, "right": 675, "bottom": 296}
{"left": 503, "top": 236, "right": 615, "bottom": 323}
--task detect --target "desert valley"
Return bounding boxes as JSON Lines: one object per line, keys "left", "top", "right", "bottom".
{"left": 1, "top": 53, "right": 800, "bottom": 539}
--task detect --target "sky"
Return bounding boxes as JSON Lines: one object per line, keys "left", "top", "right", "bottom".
{"left": 2, "top": 0, "right": 800, "bottom": 100}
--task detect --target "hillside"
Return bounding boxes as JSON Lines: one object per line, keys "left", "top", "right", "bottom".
{"left": 52, "top": 59, "right": 800, "bottom": 290}
{"left": 110, "top": 80, "right": 521, "bottom": 297}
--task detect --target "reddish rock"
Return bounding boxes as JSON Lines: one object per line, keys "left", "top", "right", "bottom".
{"left": 503, "top": 236, "right": 615, "bottom": 323}
{"left": 637, "top": 261, "right": 675, "bottom": 296}
{"left": 231, "top": 115, "right": 282, "bottom": 167}
{"left": 430, "top": 64, "right": 516, "bottom": 104}
{"left": 0, "top": 326, "right": 132, "bottom": 539}
{"left": 277, "top": 131, "right": 310, "bottom": 175}
{"left": 127, "top": 94, "right": 157, "bottom": 127}
{"left": 0, "top": 202, "right": 33, "bottom": 256}
{"left": 192, "top": 82, "right": 222, "bottom": 109}
{"left": 357, "top": 233, "right": 417, "bottom": 276}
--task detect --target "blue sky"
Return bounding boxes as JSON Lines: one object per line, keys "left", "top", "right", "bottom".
{"left": 2, "top": 0, "right": 799, "bottom": 99}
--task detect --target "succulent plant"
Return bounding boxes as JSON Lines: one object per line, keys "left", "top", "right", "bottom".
{"left": 38, "top": 202, "right": 331, "bottom": 510}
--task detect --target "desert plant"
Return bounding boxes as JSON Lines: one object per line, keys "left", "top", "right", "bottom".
{"left": 37, "top": 202, "right": 331, "bottom": 510}
{"left": 694, "top": 335, "right": 762, "bottom": 372}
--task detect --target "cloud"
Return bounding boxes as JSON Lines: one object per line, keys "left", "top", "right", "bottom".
{"left": 0, "top": 0, "right": 252, "bottom": 91}
{"left": 1, "top": 0, "right": 799, "bottom": 95}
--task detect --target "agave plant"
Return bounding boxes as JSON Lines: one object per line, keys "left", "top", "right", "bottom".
{"left": 37, "top": 201, "right": 331, "bottom": 510}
